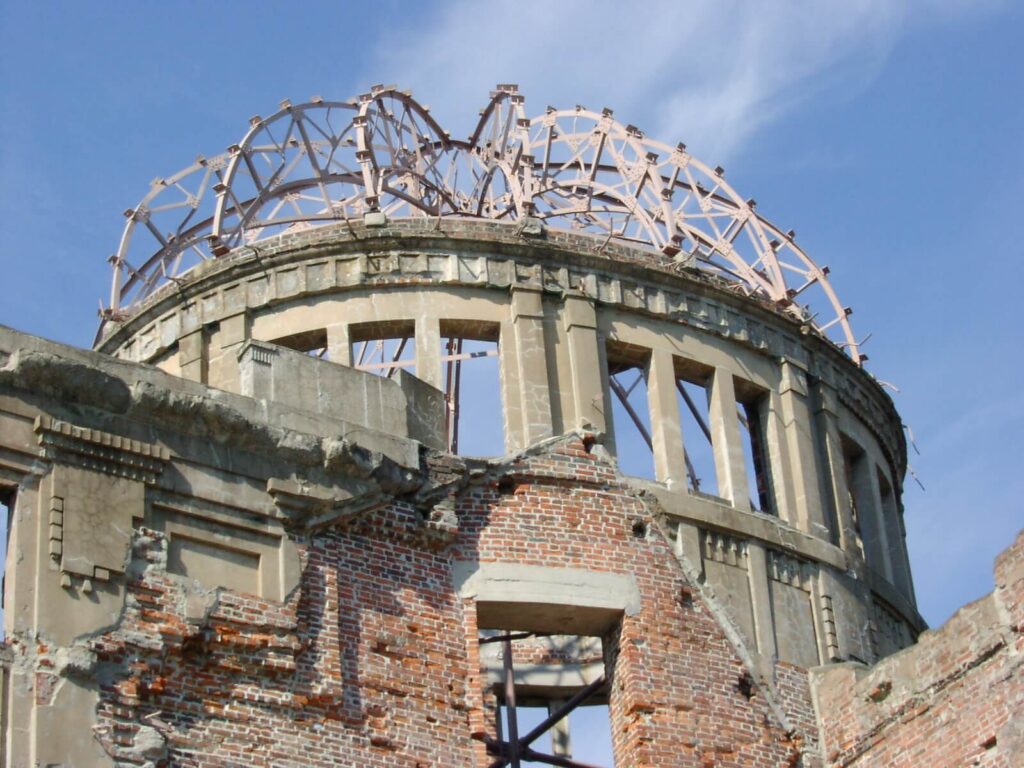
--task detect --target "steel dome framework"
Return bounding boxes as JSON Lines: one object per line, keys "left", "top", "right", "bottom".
{"left": 106, "top": 84, "right": 861, "bottom": 363}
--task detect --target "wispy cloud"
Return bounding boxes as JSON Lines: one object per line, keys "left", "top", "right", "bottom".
{"left": 366, "top": 0, "right": 1001, "bottom": 162}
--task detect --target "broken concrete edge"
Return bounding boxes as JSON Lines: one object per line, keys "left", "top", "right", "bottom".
{"left": 807, "top": 528, "right": 1024, "bottom": 763}
{"left": 0, "top": 325, "right": 423, "bottom": 473}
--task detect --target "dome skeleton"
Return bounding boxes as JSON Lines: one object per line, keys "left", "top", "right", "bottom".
{"left": 106, "top": 84, "right": 861, "bottom": 364}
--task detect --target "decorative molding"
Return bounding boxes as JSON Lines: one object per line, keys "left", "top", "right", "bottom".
{"left": 35, "top": 416, "right": 170, "bottom": 484}
{"left": 102, "top": 229, "right": 903, "bottom": 472}
{"left": 819, "top": 593, "right": 841, "bottom": 661}
{"left": 767, "top": 550, "right": 812, "bottom": 591}
{"left": 701, "top": 529, "right": 748, "bottom": 568}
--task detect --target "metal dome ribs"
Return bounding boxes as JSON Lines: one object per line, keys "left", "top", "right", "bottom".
{"left": 105, "top": 85, "right": 860, "bottom": 363}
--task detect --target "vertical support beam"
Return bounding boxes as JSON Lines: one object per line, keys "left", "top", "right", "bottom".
{"left": 895, "top": 508, "right": 917, "bottom": 603}
{"left": 813, "top": 381, "right": 863, "bottom": 572}
{"left": 745, "top": 542, "right": 778, "bottom": 670}
{"left": 547, "top": 699, "right": 572, "bottom": 757}
{"left": 207, "top": 310, "right": 248, "bottom": 392}
{"left": 865, "top": 465, "right": 895, "bottom": 584}
{"left": 502, "top": 637, "right": 521, "bottom": 768}
{"left": 510, "top": 287, "right": 554, "bottom": 447}
{"left": 415, "top": 316, "right": 442, "bottom": 390}
{"left": 326, "top": 322, "right": 352, "bottom": 366}
{"left": 647, "top": 349, "right": 687, "bottom": 490}
{"left": 708, "top": 368, "right": 750, "bottom": 511}
{"left": 178, "top": 328, "right": 207, "bottom": 384}
{"left": 674, "top": 521, "right": 702, "bottom": 572}
{"left": 882, "top": 490, "right": 913, "bottom": 599}
{"left": 777, "top": 359, "right": 828, "bottom": 535}
{"left": 562, "top": 294, "right": 607, "bottom": 434}
{"left": 759, "top": 390, "right": 793, "bottom": 518}
{"left": 808, "top": 568, "right": 830, "bottom": 665}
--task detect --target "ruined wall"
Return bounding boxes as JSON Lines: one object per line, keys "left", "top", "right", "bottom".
{"left": 812, "top": 531, "right": 1024, "bottom": 767}
{"left": 0, "top": 327, "right": 817, "bottom": 766}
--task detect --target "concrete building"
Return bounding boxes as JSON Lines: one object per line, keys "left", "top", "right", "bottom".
{"left": 0, "top": 86, "right": 1019, "bottom": 766}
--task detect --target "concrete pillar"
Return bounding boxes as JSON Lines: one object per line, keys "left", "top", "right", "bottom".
{"left": 415, "top": 316, "right": 442, "bottom": 390}
{"left": 326, "top": 322, "right": 352, "bottom": 366}
{"left": 864, "top": 465, "right": 895, "bottom": 584}
{"left": 547, "top": 699, "right": 572, "bottom": 757}
{"left": 808, "top": 570, "right": 830, "bottom": 665}
{"left": 562, "top": 295, "right": 607, "bottom": 434}
{"left": 178, "top": 328, "right": 207, "bottom": 384}
{"left": 708, "top": 368, "right": 750, "bottom": 511}
{"left": 674, "top": 521, "right": 702, "bottom": 572}
{"left": 510, "top": 287, "right": 554, "bottom": 446}
{"left": 881, "top": 490, "right": 912, "bottom": 599}
{"left": 647, "top": 348, "right": 687, "bottom": 490}
{"left": 745, "top": 542, "right": 778, "bottom": 667}
{"left": 814, "top": 381, "right": 863, "bottom": 571}
{"left": 761, "top": 390, "right": 794, "bottom": 519}
{"left": 207, "top": 311, "right": 248, "bottom": 392}
{"left": 777, "top": 360, "right": 828, "bottom": 535}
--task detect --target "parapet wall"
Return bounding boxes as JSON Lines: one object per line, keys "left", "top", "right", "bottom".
{"left": 811, "top": 531, "right": 1024, "bottom": 766}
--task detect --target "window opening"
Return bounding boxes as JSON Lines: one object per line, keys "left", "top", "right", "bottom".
{"left": 0, "top": 488, "right": 13, "bottom": 640}
{"left": 607, "top": 344, "right": 654, "bottom": 480}
{"left": 270, "top": 328, "right": 330, "bottom": 360}
{"left": 350, "top": 320, "right": 416, "bottom": 378}
{"left": 732, "top": 377, "right": 773, "bottom": 514}
{"left": 840, "top": 436, "right": 869, "bottom": 562}
{"left": 675, "top": 368, "right": 719, "bottom": 498}
{"left": 441, "top": 320, "right": 502, "bottom": 456}
{"left": 481, "top": 630, "right": 611, "bottom": 768}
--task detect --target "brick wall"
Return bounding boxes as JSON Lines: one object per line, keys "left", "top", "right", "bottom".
{"left": 453, "top": 438, "right": 803, "bottom": 767}
{"left": 75, "top": 436, "right": 811, "bottom": 766}
{"left": 812, "top": 530, "right": 1024, "bottom": 767}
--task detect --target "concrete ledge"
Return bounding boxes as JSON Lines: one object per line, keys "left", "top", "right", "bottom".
{"left": 453, "top": 562, "right": 640, "bottom": 636}
{"left": 649, "top": 483, "right": 847, "bottom": 571}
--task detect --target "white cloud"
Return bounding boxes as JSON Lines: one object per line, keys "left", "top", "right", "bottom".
{"left": 365, "top": 0, "right": 1001, "bottom": 162}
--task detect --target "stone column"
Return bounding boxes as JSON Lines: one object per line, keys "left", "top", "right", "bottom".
{"left": 814, "top": 380, "right": 863, "bottom": 571}
{"left": 207, "top": 310, "right": 248, "bottom": 392}
{"left": 647, "top": 348, "right": 687, "bottom": 490}
{"left": 510, "top": 287, "right": 553, "bottom": 446}
{"left": 178, "top": 328, "right": 207, "bottom": 384}
{"left": 415, "top": 316, "right": 442, "bottom": 390}
{"left": 777, "top": 359, "right": 828, "bottom": 535}
{"left": 708, "top": 367, "right": 750, "bottom": 511}
{"left": 864, "top": 465, "right": 895, "bottom": 584}
{"left": 547, "top": 699, "right": 572, "bottom": 757}
{"left": 562, "top": 294, "right": 607, "bottom": 434}
{"left": 746, "top": 542, "right": 778, "bottom": 670}
{"left": 326, "top": 322, "right": 352, "bottom": 366}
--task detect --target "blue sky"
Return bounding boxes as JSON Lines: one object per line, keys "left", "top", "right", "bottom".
{"left": 0, "top": 0, "right": 1021, "bottom": 637}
